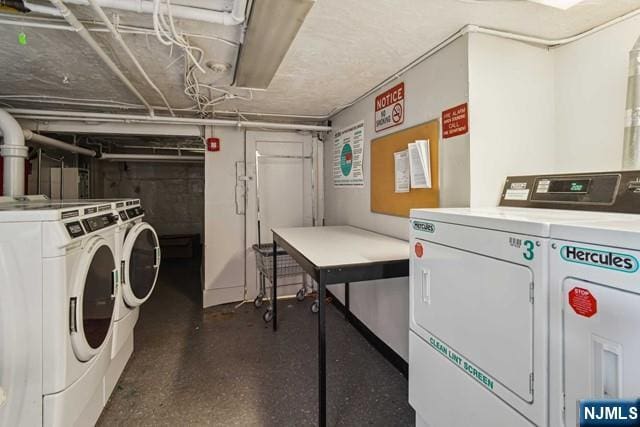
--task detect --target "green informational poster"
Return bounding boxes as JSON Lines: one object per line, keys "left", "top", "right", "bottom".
{"left": 333, "top": 121, "right": 364, "bottom": 188}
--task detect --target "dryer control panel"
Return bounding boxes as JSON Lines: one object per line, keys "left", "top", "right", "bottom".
{"left": 500, "top": 170, "right": 640, "bottom": 214}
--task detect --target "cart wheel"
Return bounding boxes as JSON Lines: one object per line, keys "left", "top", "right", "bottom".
{"left": 296, "top": 288, "right": 306, "bottom": 302}
{"left": 263, "top": 309, "right": 273, "bottom": 323}
{"left": 254, "top": 295, "right": 264, "bottom": 308}
{"left": 311, "top": 300, "right": 319, "bottom": 314}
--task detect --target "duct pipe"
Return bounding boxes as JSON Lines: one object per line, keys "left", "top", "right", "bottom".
{"left": 0, "top": 109, "right": 28, "bottom": 197}
{"left": 623, "top": 35, "right": 640, "bottom": 170}
{"left": 100, "top": 153, "right": 203, "bottom": 162}
{"left": 7, "top": 108, "right": 333, "bottom": 132}
{"left": 49, "top": 0, "right": 155, "bottom": 115}
{"left": 61, "top": 0, "right": 247, "bottom": 25}
{"left": 22, "top": 130, "right": 97, "bottom": 157}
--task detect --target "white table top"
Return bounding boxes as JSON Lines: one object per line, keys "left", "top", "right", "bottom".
{"left": 272, "top": 226, "right": 409, "bottom": 268}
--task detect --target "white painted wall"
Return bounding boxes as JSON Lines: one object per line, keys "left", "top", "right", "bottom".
{"left": 324, "top": 35, "right": 470, "bottom": 360}
{"left": 203, "top": 127, "right": 246, "bottom": 307}
{"left": 467, "top": 33, "right": 556, "bottom": 207}
{"left": 553, "top": 14, "right": 640, "bottom": 172}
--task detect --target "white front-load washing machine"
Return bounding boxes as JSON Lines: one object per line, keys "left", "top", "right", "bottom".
{"left": 550, "top": 218, "right": 640, "bottom": 427}
{"left": 0, "top": 200, "right": 120, "bottom": 426}
{"left": 409, "top": 170, "right": 640, "bottom": 427}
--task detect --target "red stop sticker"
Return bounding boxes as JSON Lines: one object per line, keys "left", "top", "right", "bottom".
{"left": 414, "top": 242, "right": 424, "bottom": 258}
{"left": 568, "top": 287, "right": 597, "bottom": 318}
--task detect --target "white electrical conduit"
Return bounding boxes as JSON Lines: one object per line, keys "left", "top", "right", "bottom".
{"left": 48, "top": 0, "right": 155, "bottom": 115}
{"left": 87, "top": 0, "right": 175, "bottom": 116}
{"left": 0, "top": 109, "right": 28, "bottom": 197}
{"left": 22, "top": 129, "right": 97, "bottom": 157}
{"left": 100, "top": 153, "right": 203, "bottom": 162}
{"left": 7, "top": 109, "right": 333, "bottom": 132}
{"left": 61, "top": 0, "right": 247, "bottom": 26}
{"left": 23, "top": 1, "right": 61, "bottom": 16}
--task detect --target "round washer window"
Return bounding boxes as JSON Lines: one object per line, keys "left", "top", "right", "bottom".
{"left": 128, "top": 228, "right": 159, "bottom": 300}
{"left": 82, "top": 245, "right": 115, "bottom": 349}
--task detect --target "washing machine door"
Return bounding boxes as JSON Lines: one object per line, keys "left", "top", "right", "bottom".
{"left": 121, "top": 222, "right": 161, "bottom": 307}
{"left": 70, "top": 236, "right": 117, "bottom": 362}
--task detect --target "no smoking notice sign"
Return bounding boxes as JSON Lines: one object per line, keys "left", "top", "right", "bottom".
{"left": 375, "top": 82, "right": 405, "bottom": 132}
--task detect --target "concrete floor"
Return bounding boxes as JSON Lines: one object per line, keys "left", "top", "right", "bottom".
{"left": 97, "top": 254, "right": 415, "bottom": 426}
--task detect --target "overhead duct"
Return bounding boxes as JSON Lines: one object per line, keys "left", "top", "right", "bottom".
{"left": 234, "top": 0, "right": 315, "bottom": 89}
{"left": 623, "top": 35, "right": 640, "bottom": 170}
{"left": 0, "top": 109, "right": 28, "bottom": 197}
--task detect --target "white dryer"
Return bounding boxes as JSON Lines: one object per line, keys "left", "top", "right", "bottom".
{"left": 409, "top": 170, "right": 640, "bottom": 427}
{"left": 550, "top": 218, "right": 640, "bottom": 427}
{"left": 105, "top": 199, "right": 160, "bottom": 397}
{"left": 0, "top": 200, "right": 120, "bottom": 426}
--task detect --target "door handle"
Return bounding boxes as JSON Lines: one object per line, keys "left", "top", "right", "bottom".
{"left": 421, "top": 269, "right": 431, "bottom": 304}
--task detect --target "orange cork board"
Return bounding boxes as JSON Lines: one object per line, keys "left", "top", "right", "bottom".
{"left": 371, "top": 120, "right": 440, "bottom": 217}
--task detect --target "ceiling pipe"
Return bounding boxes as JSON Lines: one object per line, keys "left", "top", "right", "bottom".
{"left": 87, "top": 0, "right": 175, "bottom": 116}
{"left": 49, "top": 0, "right": 155, "bottom": 116}
{"left": 100, "top": 153, "right": 203, "bottom": 162}
{"left": 23, "top": 129, "right": 97, "bottom": 157}
{"left": 0, "top": 109, "right": 28, "bottom": 197}
{"left": 623, "top": 35, "right": 640, "bottom": 170}
{"left": 7, "top": 109, "right": 332, "bottom": 132}
{"left": 60, "top": 0, "right": 247, "bottom": 26}
{"left": 23, "top": 1, "right": 62, "bottom": 16}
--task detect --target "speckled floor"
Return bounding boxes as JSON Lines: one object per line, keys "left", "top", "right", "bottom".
{"left": 97, "top": 254, "right": 414, "bottom": 426}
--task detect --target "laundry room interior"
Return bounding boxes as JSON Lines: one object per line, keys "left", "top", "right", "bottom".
{"left": 1, "top": 0, "right": 640, "bottom": 426}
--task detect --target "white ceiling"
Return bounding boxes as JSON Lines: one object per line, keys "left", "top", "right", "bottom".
{"left": 1, "top": 0, "right": 640, "bottom": 118}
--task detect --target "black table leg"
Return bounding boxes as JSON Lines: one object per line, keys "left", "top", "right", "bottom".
{"left": 344, "top": 282, "right": 350, "bottom": 321}
{"left": 272, "top": 240, "right": 278, "bottom": 331}
{"left": 318, "top": 270, "right": 327, "bottom": 427}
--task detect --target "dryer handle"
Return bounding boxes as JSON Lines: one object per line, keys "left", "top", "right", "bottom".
{"left": 154, "top": 246, "right": 161, "bottom": 268}
{"left": 111, "top": 269, "right": 118, "bottom": 300}
{"left": 69, "top": 297, "right": 78, "bottom": 333}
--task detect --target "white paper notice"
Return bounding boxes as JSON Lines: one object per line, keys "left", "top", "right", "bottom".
{"left": 408, "top": 140, "right": 432, "bottom": 189}
{"left": 333, "top": 121, "right": 365, "bottom": 187}
{"left": 394, "top": 150, "right": 410, "bottom": 193}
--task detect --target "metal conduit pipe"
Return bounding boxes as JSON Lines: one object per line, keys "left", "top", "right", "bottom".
{"left": 623, "top": 35, "right": 640, "bottom": 170}
{"left": 7, "top": 108, "right": 333, "bottom": 132}
{"left": 87, "top": 0, "right": 175, "bottom": 116}
{"left": 61, "top": 0, "right": 247, "bottom": 25}
{"left": 100, "top": 153, "right": 203, "bottom": 162}
{"left": 0, "top": 109, "right": 28, "bottom": 196}
{"left": 23, "top": 129, "right": 97, "bottom": 157}
{"left": 49, "top": 0, "right": 155, "bottom": 115}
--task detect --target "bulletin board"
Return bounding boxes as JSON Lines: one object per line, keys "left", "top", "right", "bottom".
{"left": 371, "top": 119, "right": 440, "bottom": 217}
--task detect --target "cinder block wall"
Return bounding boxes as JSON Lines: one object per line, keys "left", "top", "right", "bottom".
{"left": 95, "top": 161, "right": 204, "bottom": 238}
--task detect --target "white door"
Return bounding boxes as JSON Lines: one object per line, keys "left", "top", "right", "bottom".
{"left": 245, "top": 131, "right": 317, "bottom": 300}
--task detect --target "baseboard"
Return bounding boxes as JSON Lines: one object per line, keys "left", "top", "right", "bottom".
{"left": 202, "top": 286, "right": 244, "bottom": 308}
{"left": 327, "top": 290, "right": 408, "bottom": 378}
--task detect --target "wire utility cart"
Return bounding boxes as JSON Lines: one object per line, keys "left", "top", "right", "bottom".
{"left": 252, "top": 243, "right": 317, "bottom": 322}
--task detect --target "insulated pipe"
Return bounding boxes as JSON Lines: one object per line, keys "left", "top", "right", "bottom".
{"left": 7, "top": 108, "right": 333, "bottom": 132}
{"left": 87, "top": 0, "right": 175, "bottom": 116}
{"left": 61, "top": 0, "right": 247, "bottom": 26}
{"left": 100, "top": 153, "right": 203, "bottom": 162}
{"left": 23, "top": 129, "right": 97, "bottom": 157}
{"left": 623, "top": 35, "right": 640, "bottom": 170}
{"left": 0, "top": 109, "right": 28, "bottom": 197}
{"left": 49, "top": 0, "right": 155, "bottom": 115}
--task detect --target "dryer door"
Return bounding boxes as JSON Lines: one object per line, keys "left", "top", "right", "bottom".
{"left": 70, "top": 237, "right": 117, "bottom": 362}
{"left": 121, "top": 222, "right": 161, "bottom": 308}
